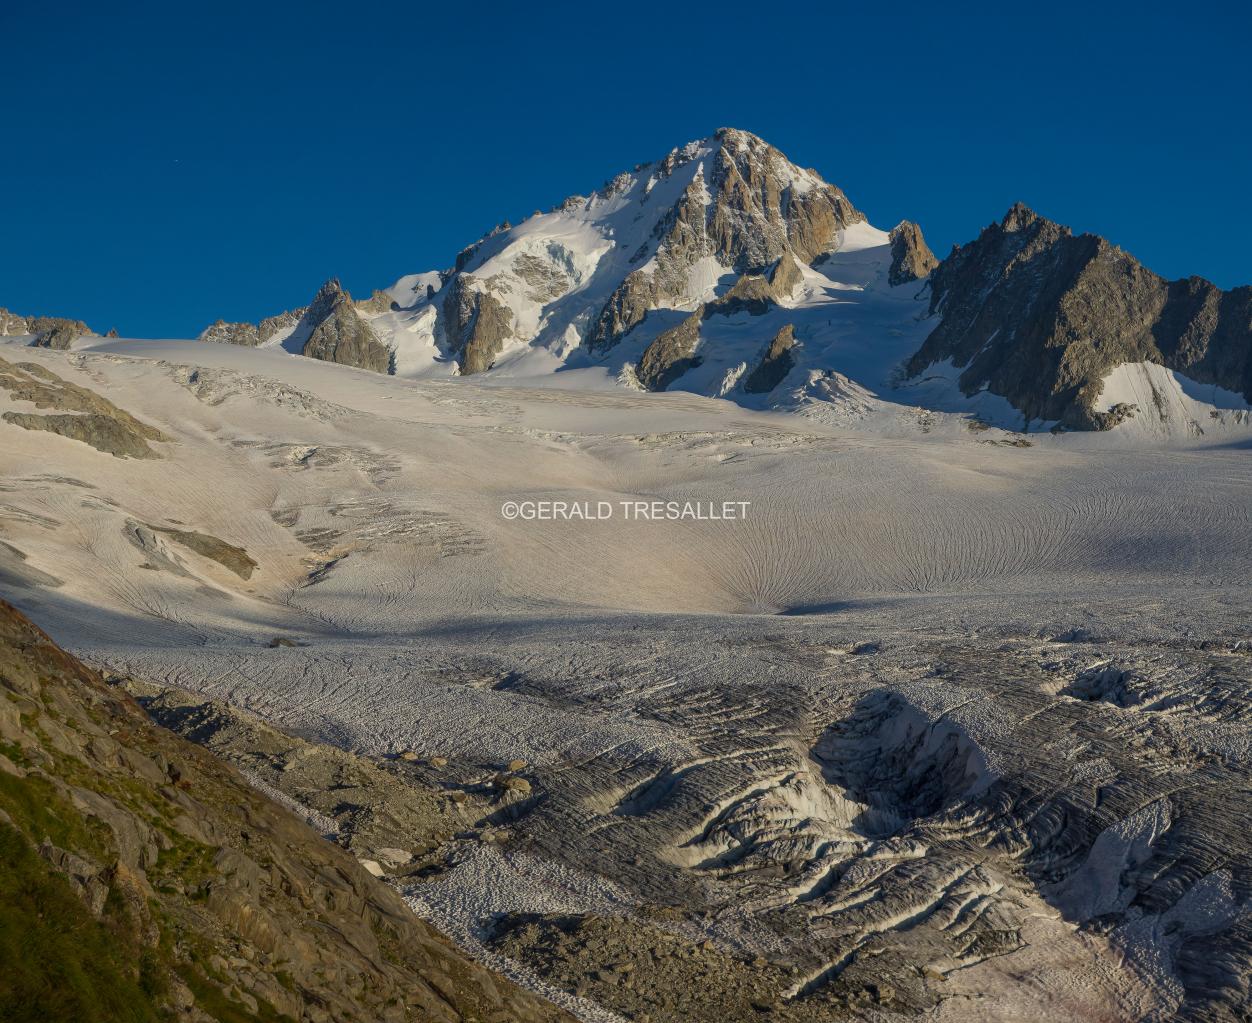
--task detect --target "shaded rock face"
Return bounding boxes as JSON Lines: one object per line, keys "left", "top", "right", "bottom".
{"left": 441, "top": 274, "right": 514, "bottom": 375}
{"left": 636, "top": 309, "right": 704, "bottom": 391}
{"left": 0, "top": 356, "right": 167, "bottom": 458}
{"left": 0, "top": 308, "right": 95, "bottom": 349}
{"left": 704, "top": 254, "right": 806, "bottom": 322}
{"left": 199, "top": 309, "right": 300, "bottom": 347}
{"left": 589, "top": 269, "right": 660, "bottom": 350}
{"left": 888, "top": 220, "right": 937, "bottom": 286}
{"left": 706, "top": 274, "right": 774, "bottom": 318}
{"left": 299, "top": 279, "right": 392, "bottom": 374}
{"left": 0, "top": 598, "right": 575, "bottom": 1023}
{"left": 199, "top": 283, "right": 393, "bottom": 377}
{"left": 743, "top": 323, "right": 797, "bottom": 394}
{"left": 908, "top": 204, "right": 1252, "bottom": 429}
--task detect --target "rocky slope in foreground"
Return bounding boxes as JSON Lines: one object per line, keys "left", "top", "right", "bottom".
{"left": 907, "top": 203, "right": 1252, "bottom": 429}
{"left": 0, "top": 597, "right": 573, "bottom": 1023}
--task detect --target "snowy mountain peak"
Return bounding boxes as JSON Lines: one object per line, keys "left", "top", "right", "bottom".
{"left": 364, "top": 129, "right": 878, "bottom": 382}
{"left": 196, "top": 131, "right": 978, "bottom": 424}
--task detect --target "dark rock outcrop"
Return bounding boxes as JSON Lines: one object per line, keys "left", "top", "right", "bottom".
{"left": 0, "top": 308, "right": 96, "bottom": 349}
{"left": 636, "top": 309, "right": 704, "bottom": 391}
{"left": 589, "top": 270, "right": 660, "bottom": 350}
{"left": 888, "top": 220, "right": 937, "bottom": 286}
{"left": 299, "top": 279, "right": 392, "bottom": 374}
{"left": 441, "top": 274, "right": 514, "bottom": 375}
{"left": 705, "top": 274, "right": 773, "bottom": 318}
{"left": 199, "top": 283, "right": 392, "bottom": 376}
{"left": 148, "top": 525, "right": 258, "bottom": 579}
{"left": 2, "top": 411, "right": 163, "bottom": 458}
{"left": 705, "top": 254, "right": 805, "bottom": 322}
{"left": 907, "top": 204, "right": 1252, "bottom": 429}
{"left": 743, "top": 324, "right": 797, "bottom": 394}
{"left": 0, "top": 356, "right": 167, "bottom": 457}
{"left": 0, "top": 598, "right": 576, "bottom": 1023}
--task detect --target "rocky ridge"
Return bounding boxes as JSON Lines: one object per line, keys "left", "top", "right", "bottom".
{"left": 0, "top": 307, "right": 98, "bottom": 349}
{"left": 199, "top": 310, "right": 301, "bottom": 348}
{"left": 298, "top": 279, "right": 393, "bottom": 374}
{"left": 907, "top": 203, "right": 1252, "bottom": 429}
{"left": 198, "top": 280, "right": 392, "bottom": 375}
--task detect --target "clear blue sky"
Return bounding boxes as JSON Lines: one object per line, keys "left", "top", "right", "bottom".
{"left": 3, "top": 0, "right": 1249, "bottom": 338}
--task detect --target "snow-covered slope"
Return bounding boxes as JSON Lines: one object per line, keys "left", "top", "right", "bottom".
{"left": 345, "top": 129, "right": 969, "bottom": 425}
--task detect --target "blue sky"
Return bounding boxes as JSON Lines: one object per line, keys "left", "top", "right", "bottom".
{"left": 3, "top": 1, "right": 1249, "bottom": 337}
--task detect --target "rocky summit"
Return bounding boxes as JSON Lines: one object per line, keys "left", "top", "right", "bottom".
{"left": 906, "top": 203, "right": 1252, "bottom": 430}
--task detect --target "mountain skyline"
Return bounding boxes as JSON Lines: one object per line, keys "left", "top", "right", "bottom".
{"left": 7, "top": 126, "right": 1250, "bottom": 437}
{"left": 2, "top": 1, "right": 1250, "bottom": 338}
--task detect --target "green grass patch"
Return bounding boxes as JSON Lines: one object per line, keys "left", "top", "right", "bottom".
{"left": 176, "top": 963, "right": 295, "bottom": 1023}
{"left": 0, "top": 770, "right": 111, "bottom": 860}
{"left": 0, "top": 823, "right": 160, "bottom": 1023}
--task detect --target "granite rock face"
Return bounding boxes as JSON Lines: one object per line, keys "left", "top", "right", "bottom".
{"left": 354, "top": 289, "right": 397, "bottom": 315}
{"left": 908, "top": 204, "right": 1252, "bottom": 429}
{"left": 441, "top": 273, "right": 514, "bottom": 375}
{"left": 589, "top": 270, "right": 661, "bottom": 351}
{"left": 705, "top": 274, "right": 774, "bottom": 318}
{"left": 887, "top": 220, "right": 937, "bottom": 286}
{"left": 198, "top": 283, "right": 392, "bottom": 376}
{"left": 299, "top": 279, "right": 392, "bottom": 374}
{"left": 704, "top": 254, "right": 806, "bottom": 322}
{"left": 708, "top": 128, "right": 863, "bottom": 267}
{"left": 582, "top": 128, "right": 865, "bottom": 352}
{"left": 767, "top": 250, "right": 804, "bottom": 299}
{"left": 636, "top": 308, "right": 704, "bottom": 391}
